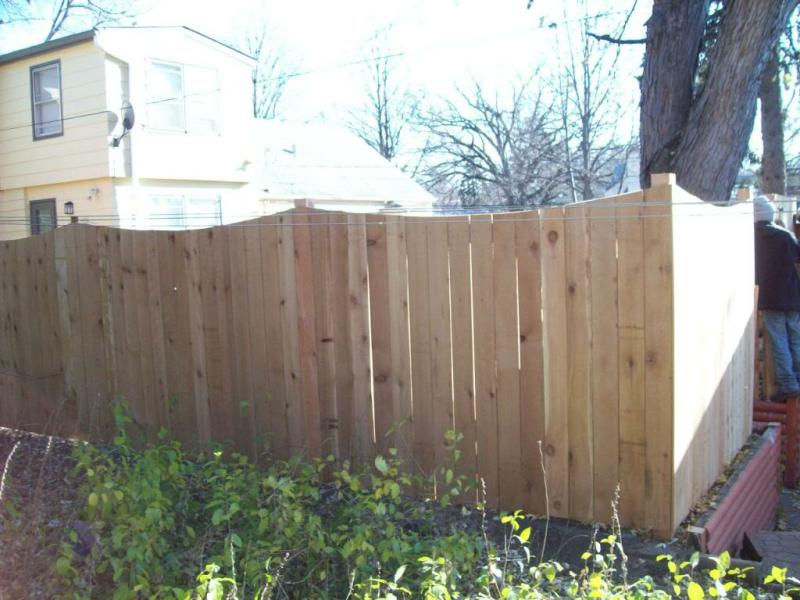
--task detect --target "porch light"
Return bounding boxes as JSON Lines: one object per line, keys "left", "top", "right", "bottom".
{"left": 64, "top": 201, "right": 74, "bottom": 215}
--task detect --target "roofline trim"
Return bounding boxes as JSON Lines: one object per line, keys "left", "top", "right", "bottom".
{"left": 0, "top": 30, "right": 96, "bottom": 66}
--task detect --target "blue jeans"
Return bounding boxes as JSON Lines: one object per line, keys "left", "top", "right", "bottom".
{"left": 763, "top": 310, "right": 800, "bottom": 394}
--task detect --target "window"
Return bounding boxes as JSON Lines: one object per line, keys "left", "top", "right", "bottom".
{"left": 30, "top": 199, "right": 57, "bottom": 235}
{"left": 146, "top": 61, "right": 220, "bottom": 133}
{"left": 143, "top": 193, "right": 221, "bottom": 229}
{"left": 30, "top": 61, "right": 62, "bottom": 139}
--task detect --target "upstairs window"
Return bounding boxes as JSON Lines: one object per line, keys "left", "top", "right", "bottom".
{"left": 31, "top": 61, "right": 62, "bottom": 139}
{"left": 147, "top": 60, "right": 220, "bottom": 134}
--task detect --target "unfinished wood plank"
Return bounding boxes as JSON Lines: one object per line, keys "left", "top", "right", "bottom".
{"left": 293, "top": 211, "right": 322, "bottom": 458}
{"left": 367, "top": 213, "right": 394, "bottom": 454}
{"left": 406, "top": 216, "right": 434, "bottom": 479}
{"left": 588, "top": 197, "right": 620, "bottom": 524}
{"left": 76, "top": 226, "right": 111, "bottom": 439}
{"left": 144, "top": 232, "right": 171, "bottom": 432}
{"left": 386, "top": 215, "right": 413, "bottom": 466}
{"left": 540, "top": 206, "right": 569, "bottom": 518}
{"left": 132, "top": 231, "right": 159, "bottom": 439}
{"left": 54, "top": 228, "right": 79, "bottom": 429}
{"left": 516, "top": 211, "right": 546, "bottom": 515}
{"left": 277, "top": 213, "right": 305, "bottom": 457}
{"left": 427, "top": 217, "right": 454, "bottom": 475}
{"left": 328, "top": 213, "right": 354, "bottom": 461}
{"left": 310, "top": 212, "right": 338, "bottom": 457}
{"left": 642, "top": 183, "right": 675, "bottom": 536}
{"left": 63, "top": 228, "right": 89, "bottom": 435}
{"left": 565, "top": 204, "right": 593, "bottom": 522}
{"left": 260, "top": 216, "right": 290, "bottom": 458}
{"left": 243, "top": 222, "right": 269, "bottom": 457}
{"left": 447, "top": 216, "right": 476, "bottom": 496}
{"left": 615, "top": 192, "right": 647, "bottom": 528}
{"left": 184, "top": 229, "right": 211, "bottom": 445}
{"left": 227, "top": 224, "right": 257, "bottom": 455}
{"left": 201, "top": 227, "right": 237, "bottom": 446}
{"left": 493, "top": 213, "right": 523, "bottom": 510}
{"left": 347, "top": 213, "right": 375, "bottom": 464}
{"left": 470, "top": 214, "right": 499, "bottom": 507}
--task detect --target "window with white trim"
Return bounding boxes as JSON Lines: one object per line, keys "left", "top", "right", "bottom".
{"left": 146, "top": 60, "right": 220, "bottom": 134}
{"left": 143, "top": 193, "right": 222, "bottom": 229}
{"left": 31, "top": 61, "right": 62, "bottom": 139}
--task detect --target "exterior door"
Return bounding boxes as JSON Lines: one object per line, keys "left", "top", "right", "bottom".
{"left": 30, "top": 199, "right": 56, "bottom": 235}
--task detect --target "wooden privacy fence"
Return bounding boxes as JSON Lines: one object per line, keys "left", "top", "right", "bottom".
{"left": 0, "top": 174, "right": 755, "bottom": 536}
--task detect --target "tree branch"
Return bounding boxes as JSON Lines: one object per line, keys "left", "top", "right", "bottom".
{"left": 587, "top": 32, "right": 646, "bottom": 45}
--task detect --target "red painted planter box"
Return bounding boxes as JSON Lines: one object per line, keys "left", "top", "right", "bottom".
{"left": 692, "top": 425, "right": 781, "bottom": 555}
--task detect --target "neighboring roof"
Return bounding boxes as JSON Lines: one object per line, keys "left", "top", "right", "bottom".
{"left": 0, "top": 25, "right": 254, "bottom": 67}
{"left": 255, "top": 121, "right": 436, "bottom": 208}
{"left": 0, "top": 29, "right": 95, "bottom": 66}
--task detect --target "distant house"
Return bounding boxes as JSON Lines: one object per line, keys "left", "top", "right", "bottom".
{"left": 255, "top": 121, "right": 435, "bottom": 214}
{"left": 0, "top": 27, "right": 432, "bottom": 240}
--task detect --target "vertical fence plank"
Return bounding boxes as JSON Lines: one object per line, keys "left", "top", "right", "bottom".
{"left": 348, "top": 214, "right": 375, "bottom": 463}
{"left": 386, "top": 216, "right": 413, "bottom": 464}
{"left": 54, "top": 229, "right": 78, "bottom": 428}
{"left": 145, "top": 232, "right": 171, "bottom": 432}
{"left": 185, "top": 230, "right": 211, "bottom": 444}
{"left": 329, "top": 214, "right": 354, "bottom": 461}
{"left": 516, "top": 211, "right": 546, "bottom": 514}
{"left": 448, "top": 216, "right": 477, "bottom": 495}
{"left": 643, "top": 181, "right": 675, "bottom": 536}
{"left": 260, "top": 217, "right": 289, "bottom": 458}
{"left": 493, "top": 213, "right": 523, "bottom": 509}
{"left": 470, "top": 214, "right": 499, "bottom": 506}
{"left": 294, "top": 212, "right": 322, "bottom": 458}
{"left": 243, "top": 222, "right": 269, "bottom": 456}
{"left": 278, "top": 214, "right": 305, "bottom": 456}
{"left": 565, "top": 204, "right": 593, "bottom": 522}
{"left": 367, "top": 214, "right": 395, "bottom": 454}
{"left": 616, "top": 192, "right": 647, "bottom": 528}
{"left": 311, "top": 213, "right": 338, "bottom": 457}
{"left": 132, "top": 231, "right": 158, "bottom": 438}
{"left": 197, "top": 228, "right": 230, "bottom": 445}
{"left": 407, "top": 216, "right": 434, "bottom": 479}
{"left": 588, "top": 198, "right": 620, "bottom": 523}
{"left": 540, "top": 206, "right": 569, "bottom": 518}
{"left": 427, "top": 218, "right": 454, "bottom": 473}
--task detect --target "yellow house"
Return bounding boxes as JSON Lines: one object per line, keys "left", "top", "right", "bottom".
{"left": 0, "top": 26, "right": 262, "bottom": 240}
{"left": 0, "top": 26, "right": 437, "bottom": 240}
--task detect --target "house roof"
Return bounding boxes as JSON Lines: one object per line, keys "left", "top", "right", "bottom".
{"left": 0, "top": 26, "right": 254, "bottom": 67}
{"left": 0, "top": 29, "right": 96, "bottom": 66}
{"left": 254, "top": 121, "right": 436, "bottom": 209}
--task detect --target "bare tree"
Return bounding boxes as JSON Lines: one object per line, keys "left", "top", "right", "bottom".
{"left": 241, "top": 22, "right": 295, "bottom": 120}
{"left": 345, "top": 28, "right": 413, "bottom": 163}
{"left": 416, "top": 80, "right": 564, "bottom": 207}
{"left": 0, "top": 0, "right": 133, "bottom": 39}
{"left": 551, "top": 2, "right": 635, "bottom": 201}
{"left": 45, "top": 0, "right": 131, "bottom": 40}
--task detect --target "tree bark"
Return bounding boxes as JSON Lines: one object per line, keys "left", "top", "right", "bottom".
{"left": 640, "top": 0, "right": 798, "bottom": 203}
{"left": 639, "top": 0, "right": 710, "bottom": 188}
{"left": 759, "top": 49, "right": 786, "bottom": 195}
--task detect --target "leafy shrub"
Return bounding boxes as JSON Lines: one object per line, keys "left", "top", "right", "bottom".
{"left": 55, "top": 402, "right": 797, "bottom": 599}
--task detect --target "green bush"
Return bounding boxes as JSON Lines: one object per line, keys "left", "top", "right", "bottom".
{"left": 54, "top": 402, "right": 797, "bottom": 599}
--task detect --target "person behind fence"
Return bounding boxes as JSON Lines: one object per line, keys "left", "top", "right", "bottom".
{"left": 754, "top": 195, "right": 800, "bottom": 401}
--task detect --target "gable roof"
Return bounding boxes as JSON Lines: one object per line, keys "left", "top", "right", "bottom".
{"left": 0, "top": 26, "right": 254, "bottom": 67}
{"left": 255, "top": 121, "right": 436, "bottom": 209}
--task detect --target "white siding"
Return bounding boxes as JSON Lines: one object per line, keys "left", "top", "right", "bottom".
{"left": 96, "top": 29, "right": 256, "bottom": 184}
{"left": 0, "top": 42, "right": 112, "bottom": 189}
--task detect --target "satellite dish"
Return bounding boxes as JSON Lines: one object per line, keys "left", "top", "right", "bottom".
{"left": 112, "top": 102, "right": 135, "bottom": 147}
{"left": 121, "top": 102, "right": 135, "bottom": 131}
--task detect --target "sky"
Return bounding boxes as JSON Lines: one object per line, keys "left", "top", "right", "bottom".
{"left": 0, "top": 0, "right": 650, "bottom": 126}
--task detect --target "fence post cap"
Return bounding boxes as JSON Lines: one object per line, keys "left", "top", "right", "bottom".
{"left": 650, "top": 173, "right": 676, "bottom": 186}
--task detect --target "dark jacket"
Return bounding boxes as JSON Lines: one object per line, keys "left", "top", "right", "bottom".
{"left": 755, "top": 221, "right": 800, "bottom": 311}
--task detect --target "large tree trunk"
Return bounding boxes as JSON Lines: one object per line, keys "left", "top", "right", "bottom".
{"left": 641, "top": 0, "right": 798, "bottom": 203}
{"left": 639, "top": 0, "right": 710, "bottom": 188}
{"left": 759, "top": 49, "right": 786, "bottom": 195}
